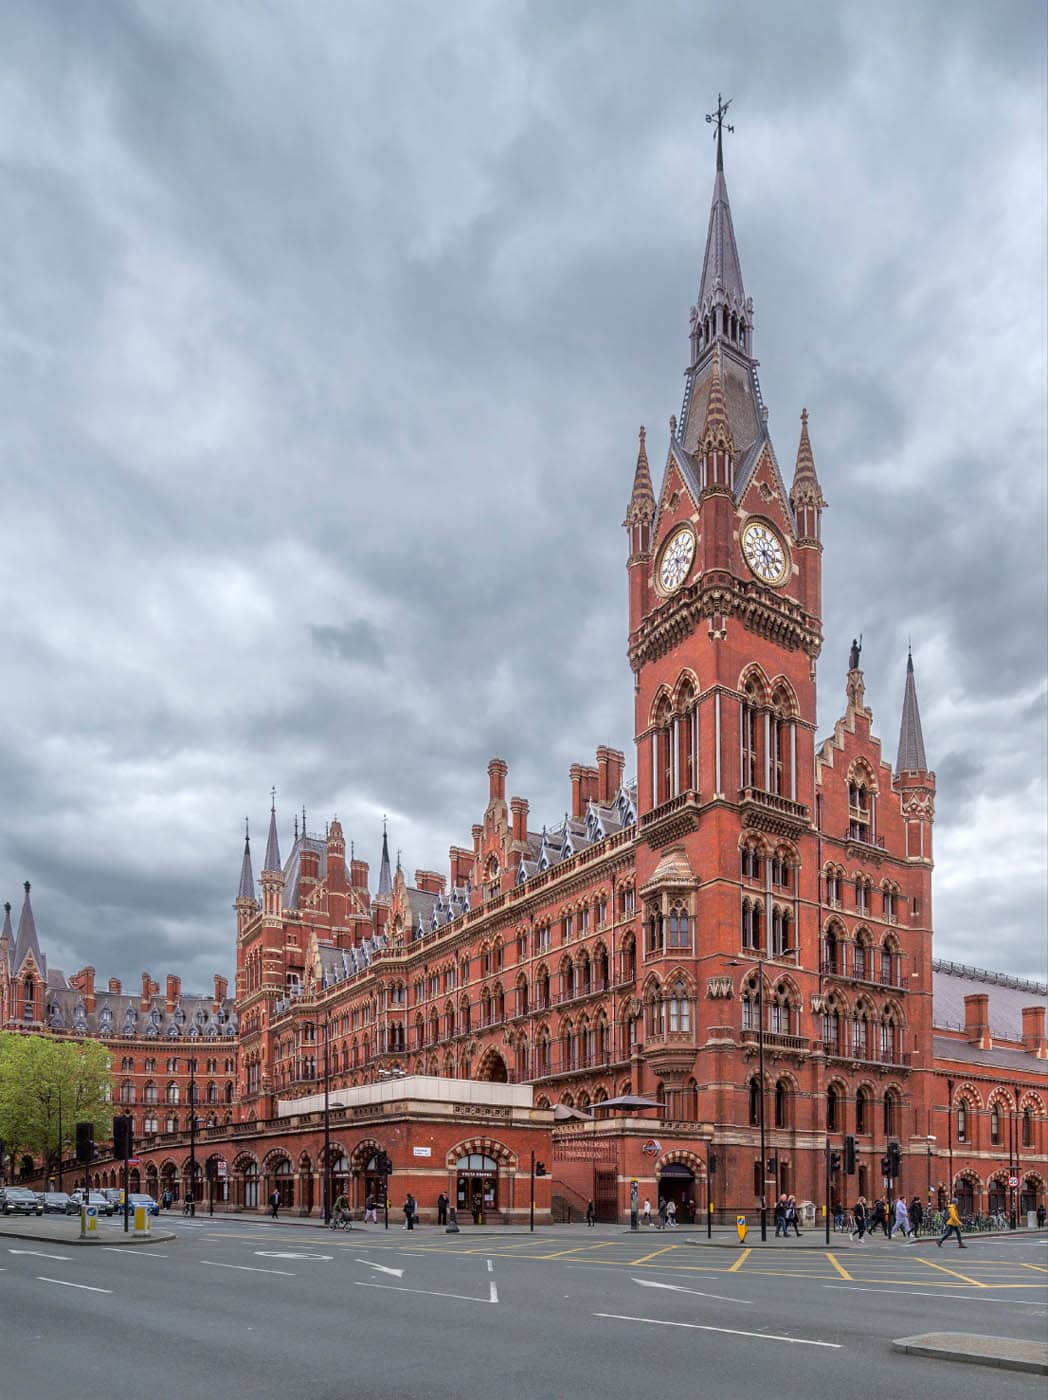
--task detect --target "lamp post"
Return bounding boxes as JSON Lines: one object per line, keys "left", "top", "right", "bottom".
{"left": 56, "top": 1094, "right": 63, "bottom": 1193}
{"left": 188, "top": 1057, "right": 198, "bottom": 1217}
{"left": 322, "top": 1011, "right": 332, "bottom": 1225}
{"left": 698, "top": 1122, "right": 715, "bottom": 1239}
{"left": 926, "top": 1135, "right": 936, "bottom": 1206}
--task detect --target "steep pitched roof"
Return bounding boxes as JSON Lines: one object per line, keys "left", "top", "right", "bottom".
{"left": 376, "top": 827, "right": 393, "bottom": 901}
{"left": 896, "top": 650, "right": 928, "bottom": 773}
{"left": 696, "top": 145, "right": 746, "bottom": 319}
{"left": 13, "top": 882, "right": 45, "bottom": 977}
{"left": 237, "top": 825, "right": 256, "bottom": 901}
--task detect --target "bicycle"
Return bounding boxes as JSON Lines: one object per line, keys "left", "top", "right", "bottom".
{"left": 330, "top": 1211, "right": 353, "bottom": 1231}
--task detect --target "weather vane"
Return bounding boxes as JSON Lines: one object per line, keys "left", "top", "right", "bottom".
{"left": 706, "top": 93, "right": 734, "bottom": 169}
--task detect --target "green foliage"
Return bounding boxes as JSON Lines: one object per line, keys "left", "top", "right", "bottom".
{"left": 0, "top": 1033, "right": 112, "bottom": 1177}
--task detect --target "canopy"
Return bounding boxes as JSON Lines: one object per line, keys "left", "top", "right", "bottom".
{"left": 591, "top": 1094, "right": 662, "bottom": 1112}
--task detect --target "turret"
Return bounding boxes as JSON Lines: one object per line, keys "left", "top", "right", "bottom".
{"left": 789, "top": 408, "right": 826, "bottom": 618}
{"left": 892, "top": 649, "right": 935, "bottom": 865}
{"left": 259, "top": 793, "right": 285, "bottom": 917}
{"left": 624, "top": 427, "right": 656, "bottom": 631}
{"left": 235, "top": 820, "right": 258, "bottom": 932}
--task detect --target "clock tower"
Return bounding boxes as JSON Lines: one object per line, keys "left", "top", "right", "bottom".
{"left": 625, "top": 119, "right": 826, "bottom": 1116}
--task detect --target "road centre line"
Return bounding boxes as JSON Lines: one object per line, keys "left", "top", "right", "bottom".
{"left": 36, "top": 1277, "right": 112, "bottom": 1294}
{"left": 199, "top": 1260, "right": 296, "bottom": 1276}
{"left": 8, "top": 1249, "right": 71, "bottom": 1261}
{"left": 917, "top": 1256, "right": 986, "bottom": 1287}
{"left": 633, "top": 1277, "right": 750, "bottom": 1304}
{"left": 824, "top": 1285, "right": 1048, "bottom": 1306}
{"left": 355, "top": 1281, "right": 496, "bottom": 1305}
{"left": 729, "top": 1248, "right": 752, "bottom": 1272}
{"left": 487, "top": 1259, "right": 493, "bottom": 1272}
{"left": 595, "top": 1313, "right": 841, "bottom": 1348}
{"left": 825, "top": 1252, "right": 853, "bottom": 1281}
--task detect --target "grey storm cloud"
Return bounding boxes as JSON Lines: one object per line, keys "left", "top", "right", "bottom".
{"left": 0, "top": 0, "right": 1045, "bottom": 990}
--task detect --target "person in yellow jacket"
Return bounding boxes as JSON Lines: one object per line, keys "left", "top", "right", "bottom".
{"left": 938, "top": 1198, "right": 967, "bottom": 1248}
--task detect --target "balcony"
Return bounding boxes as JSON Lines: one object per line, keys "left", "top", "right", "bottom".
{"left": 820, "top": 1041, "right": 912, "bottom": 1070}
{"left": 738, "top": 786, "right": 809, "bottom": 835}
{"left": 639, "top": 790, "right": 701, "bottom": 845}
{"left": 820, "top": 958, "right": 905, "bottom": 991}
{"left": 740, "top": 1028, "right": 810, "bottom": 1054}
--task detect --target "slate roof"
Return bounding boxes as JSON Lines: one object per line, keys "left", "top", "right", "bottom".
{"left": 283, "top": 835, "right": 328, "bottom": 910}
{"left": 237, "top": 829, "right": 256, "bottom": 901}
{"left": 12, "top": 882, "right": 45, "bottom": 978}
{"left": 42, "top": 979, "right": 238, "bottom": 1041}
{"left": 263, "top": 803, "right": 282, "bottom": 873}
{"left": 896, "top": 650, "right": 928, "bottom": 773}
{"left": 932, "top": 1034, "right": 1048, "bottom": 1076}
{"left": 933, "top": 960, "right": 1047, "bottom": 1042}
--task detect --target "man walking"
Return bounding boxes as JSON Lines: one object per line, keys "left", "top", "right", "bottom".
{"left": 269, "top": 1189, "right": 280, "bottom": 1220}
{"left": 364, "top": 1192, "right": 378, "bottom": 1225}
{"left": 774, "top": 1195, "right": 787, "bottom": 1237}
{"left": 938, "top": 1198, "right": 967, "bottom": 1248}
{"left": 403, "top": 1192, "right": 416, "bottom": 1230}
{"left": 850, "top": 1195, "right": 867, "bottom": 1243}
{"left": 437, "top": 1192, "right": 448, "bottom": 1226}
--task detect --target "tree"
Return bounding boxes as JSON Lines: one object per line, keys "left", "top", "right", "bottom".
{"left": 0, "top": 1034, "right": 112, "bottom": 1180}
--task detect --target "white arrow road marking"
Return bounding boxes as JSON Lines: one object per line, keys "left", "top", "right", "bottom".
{"left": 255, "top": 1251, "right": 332, "bottom": 1261}
{"left": 37, "top": 1277, "right": 112, "bottom": 1294}
{"left": 200, "top": 1260, "right": 296, "bottom": 1276}
{"left": 101, "top": 1248, "right": 168, "bottom": 1258}
{"left": 355, "top": 1258, "right": 404, "bottom": 1278}
{"left": 9, "top": 1250, "right": 71, "bottom": 1261}
{"left": 595, "top": 1314, "right": 841, "bottom": 1348}
{"left": 633, "top": 1277, "right": 750, "bottom": 1305}
{"left": 355, "top": 1282, "right": 497, "bottom": 1305}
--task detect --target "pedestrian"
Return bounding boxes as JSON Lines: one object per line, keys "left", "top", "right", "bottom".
{"left": 161, "top": 1189, "right": 172, "bottom": 1211}
{"left": 586, "top": 1199, "right": 596, "bottom": 1227}
{"left": 937, "top": 1198, "right": 967, "bottom": 1248}
{"left": 656, "top": 1198, "right": 668, "bottom": 1230}
{"left": 850, "top": 1195, "right": 867, "bottom": 1243}
{"left": 786, "top": 1195, "right": 802, "bottom": 1237}
{"left": 666, "top": 1198, "right": 677, "bottom": 1228}
{"left": 641, "top": 1197, "right": 652, "bottom": 1227}
{"left": 437, "top": 1192, "right": 448, "bottom": 1226}
{"left": 870, "top": 1197, "right": 885, "bottom": 1238}
{"left": 403, "top": 1193, "right": 416, "bottom": 1230}
{"left": 833, "top": 1201, "right": 845, "bottom": 1233}
{"left": 269, "top": 1189, "right": 280, "bottom": 1220}
{"left": 910, "top": 1197, "right": 923, "bottom": 1235}
{"left": 773, "top": 1194, "right": 787, "bottom": 1237}
{"left": 1038, "top": 1203, "right": 1046, "bottom": 1229}
{"left": 364, "top": 1192, "right": 378, "bottom": 1225}
{"left": 894, "top": 1196, "right": 911, "bottom": 1240}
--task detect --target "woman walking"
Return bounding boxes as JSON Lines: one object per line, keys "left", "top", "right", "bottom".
{"left": 850, "top": 1195, "right": 867, "bottom": 1243}
{"left": 893, "top": 1196, "right": 912, "bottom": 1240}
{"left": 938, "top": 1198, "right": 967, "bottom": 1248}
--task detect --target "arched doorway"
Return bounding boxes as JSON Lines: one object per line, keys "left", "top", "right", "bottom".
{"left": 456, "top": 1153, "right": 499, "bottom": 1223}
{"left": 658, "top": 1162, "right": 696, "bottom": 1221}
{"left": 476, "top": 1049, "right": 508, "bottom": 1083}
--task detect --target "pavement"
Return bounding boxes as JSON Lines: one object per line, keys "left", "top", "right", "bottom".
{"left": 0, "top": 1213, "right": 175, "bottom": 1246}
{"left": 893, "top": 1332, "right": 1048, "bottom": 1374}
{"left": 0, "top": 1212, "right": 1044, "bottom": 1399}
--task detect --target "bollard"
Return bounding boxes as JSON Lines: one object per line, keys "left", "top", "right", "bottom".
{"left": 80, "top": 1204, "right": 98, "bottom": 1240}
{"left": 134, "top": 1204, "right": 150, "bottom": 1236}
{"left": 736, "top": 1214, "right": 747, "bottom": 1245}
{"left": 445, "top": 1206, "right": 460, "bottom": 1234}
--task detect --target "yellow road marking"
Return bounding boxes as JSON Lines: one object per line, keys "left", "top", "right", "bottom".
{"left": 729, "top": 1248, "right": 752, "bottom": 1272}
{"left": 917, "top": 1256, "right": 985, "bottom": 1288}
{"left": 1017, "top": 1262, "right": 1048, "bottom": 1274}
{"left": 825, "top": 1252, "right": 852, "bottom": 1281}
{"left": 628, "top": 1246, "right": 681, "bottom": 1265}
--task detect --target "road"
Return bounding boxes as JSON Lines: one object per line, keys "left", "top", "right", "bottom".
{"left": 2, "top": 1219, "right": 1045, "bottom": 1399}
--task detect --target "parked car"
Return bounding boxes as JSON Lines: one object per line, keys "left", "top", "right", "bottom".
{"left": 2, "top": 1187, "right": 44, "bottom": 1216}
{"left": 69, "top": 1190, "right": 115, "bottom": 1217}
{"left": 100, "top": 1188, "right": 123, "bottom": 1210}
{"left": 38, "top": 1191, "right": 77, "bottom": 1215}
{"left": 125, "top": 1193, "right": 160, "bottom": 1217}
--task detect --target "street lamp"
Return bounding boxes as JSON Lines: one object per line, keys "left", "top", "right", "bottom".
{"left": 729, "top": 949, "right": 793, "bottom": 1243}
{"left": 926, "top": 1135, "right": 936, "bottom": 1205}
{"left": 187, "top": 1057, "right": 197, "bottom": 1216}
{"left": 322, "top": 1011, "right": 331, "bottom": 1225}
{"left": 698, "top": 1121, "right": 715, "bottom": 1240}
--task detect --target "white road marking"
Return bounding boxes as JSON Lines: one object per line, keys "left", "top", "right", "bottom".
{"left": 254, "top": 1251, "right": 331, "bottom": 1261}
{"left": 486, "top": 1259, "right": 494, "bottom": 1273}
{"left": 355, "top": 1258, "right": 404, "bottom": 1278}
{"left": 490, "top": 1280, "right": 498, "bottom": 1304}
{"left": 101, "top": 1248, "right": 169, "bottom": 1258}
{"left": 36, "top": 1277, "right": 112, "bottom": 1294}
{"left": 633, "top": 1277, "right": 750, "bottom": 1305}
{"left": 355, "top": 1281, "right": 496, "bottom": 1305}
{"left": 200, "top": 1260, "right": 296, "bottom": 1276}
{"left": 595, "top": 1314, "right": 841, "bottom": 1348}
{"left": 824, "top": 1284, "right": 1048, "bottom": 1306}
{"left": 9, "top": 1249, "right": 71, "bottom": 1261}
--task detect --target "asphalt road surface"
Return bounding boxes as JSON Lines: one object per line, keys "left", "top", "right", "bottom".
{"left": 3, "top": 1220, "right": 1045, "bottom": 1400}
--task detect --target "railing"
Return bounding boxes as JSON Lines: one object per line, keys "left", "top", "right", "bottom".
{"left": 820, "top": 1041, "right": 911, "bottom": 1068}
{"left": 820, "top": 958, "right": 906, "bottom": 990}
{"left": 639, "top": 790, "right": 700, "bottom": 831}
{"left": 845, "top": 831, "right": 887, "bottom": 851}
{"left": 740, "top": 1028, "right": 810, "bottom": 1053}
{"left": 739, "top": 787, "right": 810, "bottom": 825}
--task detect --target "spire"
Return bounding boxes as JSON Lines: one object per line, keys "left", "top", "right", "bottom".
{"left": 377, "top": 819, "right": 393, "bottom": 900}
{"left": 700, "top": 345, "right": 735, "bottom": 455}
{"left": 1, "top": 901, "right": 11, "bottom": 972}
{"left": 790, "top": 409, "right": 822, "bottom": 496}
{"left": 263, "top": 790, "right": 282, "bottom": 873}
{"left": 624, "top": 426, "right": 655, "bottom": 524}
{"left": 13, "top": 881, "right": 44, "bottom": 975}
{"left": 695, "top": 126, "right": 747, "bottom": 345}
{"left": 237, "top": 820, "right": 256, "bottom": 901}
{"left": 896, "top": 649, "right": 928, "bottom": 773}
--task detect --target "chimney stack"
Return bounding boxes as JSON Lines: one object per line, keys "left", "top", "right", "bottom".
{"left": 415, "top": 871, "right": 446, "bottom": 896}
{"left": 166, "top": 974, "right": 181, "bottom": 1014}
{"left": 596, "top": 746, "right": 625, "bottom": 804}
{"left": 214, "top": 974, "right": 229, "bottom": 1006}
{"left": 964, "top": 993, "right": 991, "bottom": 1050}
{"left": 488, "top": 758, "right": 508, "bottom": 802}
{"left": 108, "top": 977, "right": 122, "bottom": 996}
{"left": 1021, "top": 1005, "right": 1047, "bottom": 1058}
{"left": 510, "top": 796, "right": 529, "bottom": 845}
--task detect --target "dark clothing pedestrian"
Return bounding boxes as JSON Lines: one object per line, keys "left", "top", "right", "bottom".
{"left": 586, "top": 1200, "right": 595, "bottom": 1227}
{"left": 773, "top": 1197, "right": 787, "bottom": 1237}
{"left": 851, "top": 1199, "right": 867, "bottom": 1242}
{"left": 910, "top": 1198, "right": 923, "bottom": 1233}
{"left": 437, "top": 1193, "right": 448, "bottom": 1226}
{"left": 1038, "top": 1204, "right": 1046, "bottom": 1229}
{"left": 403, "top": 1194, "right": 416, "bottom": 1230}
{"left": 269, "top": 1190, "right": 280, "bottom": 1220}
{"left": 656, "top": 1199, "right": 668, "bottom": 1230}
{"left": 786, "top": 1196, "right": 802, "bottom": 1237}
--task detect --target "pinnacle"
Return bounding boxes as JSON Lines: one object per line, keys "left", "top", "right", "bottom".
{"left": 625, "top": 424, "right": 655, "bottom": 524}
{"left": 896, "top": 650, "right": 929, "bottom": 774}
{"left": 790, "top": 407, "right": 825, "bottom": 507}
{"left": 700, "top": 345, "right": 734, "bottom": 454}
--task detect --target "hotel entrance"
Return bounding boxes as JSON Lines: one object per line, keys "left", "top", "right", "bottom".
{"left": 456, "top": 1153, "right": 499, "bottom": 1223}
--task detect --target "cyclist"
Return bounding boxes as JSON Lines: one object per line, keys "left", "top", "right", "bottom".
{"left": 332, "top": 1192, "right": 351, "bottom": 1227}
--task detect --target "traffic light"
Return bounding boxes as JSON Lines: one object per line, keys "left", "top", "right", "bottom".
{"left": 844, "top": 1134, "right": 857, "bottom": 1174}
{"left": 887, "top": 1140, "right": 901, "bottom": 1177}
{"left": 112, "top": 1115, "right": 133, "bottom": 1160}
{"left": 535, "top": 1161, "right": 547, "bottom": 1177}
{"left": 829, "top": 1150, "right": 842, "bottom": 1173}
{"left": 75, "top": 1122, "right": 96, "bottom": 1164}
{"left": 766, "top": 1157, "right": 778, "bottom": 1178}
{"left": 376, "top": 1152, "right": 393, "bottom": 1177}
{"left": 880, "top": 1155, "right": 890, "bottom": 1178}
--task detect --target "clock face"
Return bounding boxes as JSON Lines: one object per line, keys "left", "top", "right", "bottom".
{"left": 741, "top": 520, "right": 788, "bottom": 585}
{"left": 658, "top": 527, "right": 695, "bottom": 593}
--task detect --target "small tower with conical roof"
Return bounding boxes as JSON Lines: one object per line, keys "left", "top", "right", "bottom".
{"left": 625, "top": 426, "right": 656, "bottom": 634}
{"left": 893, "top": 649, "right": 935, "bottom": 866}
{"left": 790, "top": 408, "right": 826, "bottom": 619}
{"left": 235, "top": 820, "right": 258, "bottom": 934}
{"left": 260, "top": 792, "right": 285, "bottom": 918}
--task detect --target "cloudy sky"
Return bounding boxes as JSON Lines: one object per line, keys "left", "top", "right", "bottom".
{"left": 1, "top": 1, "right": 1045, "bottom": 990}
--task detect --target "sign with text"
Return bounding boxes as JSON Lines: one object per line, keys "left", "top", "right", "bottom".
{"left": 412, "top": 1146, "right": 432, "bottom": 1158}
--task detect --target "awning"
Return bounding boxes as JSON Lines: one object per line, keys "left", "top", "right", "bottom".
{"left": 591, "top": 1094, "right": 662, "bottom": 1112}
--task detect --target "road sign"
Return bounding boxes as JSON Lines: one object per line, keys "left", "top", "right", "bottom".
{"left": 217, "top": 1161, "right": 227, "bottom": 1177}
{"left": 641, "top": 1139, "right": 661, "bottom": 1158}
{"left": 127, "top": 1158, "right": 142, "bottom": 1167}
{"left": 1009, "top": 1175, "right": 1020, "bottom": 1187}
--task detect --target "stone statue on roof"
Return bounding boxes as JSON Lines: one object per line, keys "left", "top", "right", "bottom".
{"left": 849, "top": 636, "right": 862, "bottom": 670}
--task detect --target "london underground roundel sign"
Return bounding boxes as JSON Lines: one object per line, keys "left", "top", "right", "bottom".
{"left": 642, "top": 1139, "right": 662, "bottom": 1158}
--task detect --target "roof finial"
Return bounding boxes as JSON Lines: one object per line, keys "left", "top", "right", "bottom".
{"left": 244, "top": 817, "right": 250, "bottom": 842}
{"left": 706, "top": 92, "right": 734, "bottom": 172}
{"left": 270, "top": 786, "right": 276, "bottom": 813}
